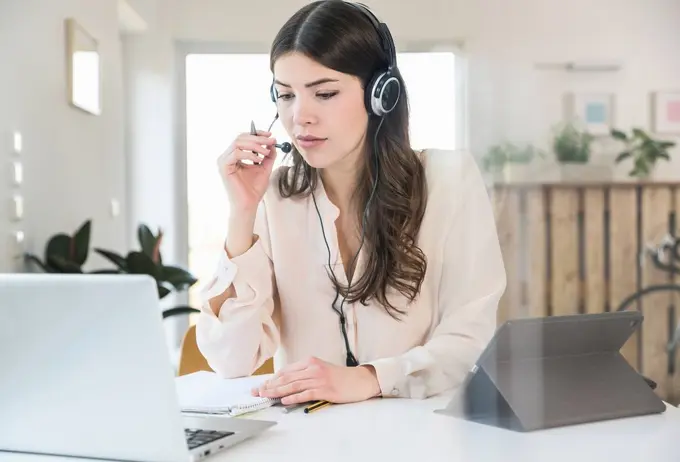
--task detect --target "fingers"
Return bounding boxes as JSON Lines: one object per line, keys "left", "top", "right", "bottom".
{"left": 235, "top": 139, "right": 275, "bottom": 157}
{"left": 252, "top": 367, "right": 316, "bottom": 397}
{"left": 239, "top": 132, "right": 275, "bottom": 146}
{"left": 229, "top": 148, "right": 266, "bottom": 165}
{"left": 251, "top": 357, "right": 325, "bottom": 399}
{"left": 263, "top": 368, "right": 318, "bottom": 391}
{"left": 261, "top": 145, "right": 278, "bottom": 172}
{"left": 217, "top": 129, "right": 279, "bottom": 173}
{"left": 280, "top": 389, "right": 321, "bottom": 405}
{"left": 260, "top": 378, "right": 323, "bottom": 400}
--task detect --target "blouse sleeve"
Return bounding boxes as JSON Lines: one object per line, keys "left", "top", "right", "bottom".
{"left": 365, "top": 151, "right": 507, "bottom": 399}
{"left": 194, "top": 198, "right": 281, "bottom": 378}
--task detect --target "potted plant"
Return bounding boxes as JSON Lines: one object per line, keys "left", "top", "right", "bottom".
{"left": 553, "top": 122, "right": 593, "bottom": 163}
{"left": 610, "top": 128, "right": 675, "bottom": 179}
{"left": 481, "top": 142, "right": 548, "bottom": 183}
{"left": 24, "top": 220, "right": 200, "bottom": 319}
{"left": 550, "top": 122, "right": 612, "bottom": 181}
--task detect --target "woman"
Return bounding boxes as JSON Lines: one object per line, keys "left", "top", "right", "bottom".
{"left": 196, "top": 1, "right": 506, "bottom": 406}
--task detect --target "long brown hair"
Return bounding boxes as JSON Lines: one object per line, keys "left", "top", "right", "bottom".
{"left": 270, "top": 1, "right": 428, "bottom": 318}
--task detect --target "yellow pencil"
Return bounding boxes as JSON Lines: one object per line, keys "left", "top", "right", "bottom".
{"left": 303, "top": 400, "right": 331, "bottom": 414}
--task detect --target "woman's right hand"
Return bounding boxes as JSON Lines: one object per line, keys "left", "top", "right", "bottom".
{"left": 218, "top": 129, "right": 278, "bottom": 214}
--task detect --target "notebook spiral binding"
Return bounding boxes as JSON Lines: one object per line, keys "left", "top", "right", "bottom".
{"left": 228, "top": 397, "right": 281, "bottom": 417}
{"left": 182, "top": 397, "right": 281, "bottom": 417}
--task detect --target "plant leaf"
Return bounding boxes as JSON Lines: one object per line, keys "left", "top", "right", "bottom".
{"left": 126, "top": 251, "right": 161, "bottom": 280}
{"left": 632, "top": 128, "right": 650, "bottom": 141}
{"left": 24, "top": 254, "right": 53, "bottom": 273}
{"left": 615, "top": 151, "right": 632, "bottom": 163}
{"left": 47, "top": 255, "right": 83, "bottom": 273}
{"left": 46, "top": 234, "right": 72, "bottom": 262}
{"left": 94, "top": 248, "right": 128, "bottom": 270}
{"left": 658, "top": 141, "right": 676, "bottom": 149}
{"left": 72, "top": 220, "right": 91, "bottom": 265}
{"left": 157, "top": 284, "right": 171, "bottom": 299}
{"left": 138, "top": 224, "right": 157, "bottom": 258}
{"left": 610, "top": 129, "right": 628, "bottom": 141}
{"left": 162, "top": 305, "right": 200, "bottom": 319}
{"left": 658, "top": 151, "right": 671, "bottom": 161}
{"left": 163, "top": 265, "right": 198, "bottom": 290}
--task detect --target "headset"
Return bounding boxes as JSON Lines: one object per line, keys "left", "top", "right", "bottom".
{"left": 269, "top": 2, "right": 401, "bottom": 117}
{"left": 269, "top": 1, "right": 401, "bottom": 367}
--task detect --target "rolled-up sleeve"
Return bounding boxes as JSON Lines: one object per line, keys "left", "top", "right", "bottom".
{"left": 366, "top": 151, "right": 507, "bottom": 399}
{"left": 195, "top": 200, "right": 280, "bottom": 378}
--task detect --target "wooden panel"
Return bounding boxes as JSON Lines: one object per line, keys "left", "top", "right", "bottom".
{"left": 640, "top": 187, "right": 672, "bottom": 399}
{"left": 526, "top": 188, "right": 548, "bottom": 318}
{"left": 550, "top": 189, "right": 580, "bottom": 316}
{"left": 673, "top": 189, "right": 680, "bottom": 405}
{"left": 609, "top": 188, "right": 640, "bottom": 370}
{"left": 583, "top": 188, "right": 606, "bottom": 314}
{"left": 493, "top": 188, "right": 522, "bottom": 325}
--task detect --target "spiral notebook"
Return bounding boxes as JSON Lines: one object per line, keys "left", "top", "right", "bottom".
{"left": 175, "top": 371, "right": 280, "bottom": 417}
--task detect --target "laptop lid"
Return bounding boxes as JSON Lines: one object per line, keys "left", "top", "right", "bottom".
{"left": 0, "top": 274, "right": 190, "bottom": 462}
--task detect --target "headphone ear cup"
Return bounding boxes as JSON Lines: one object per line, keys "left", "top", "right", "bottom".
{"left": 365, "top": 71, "right": 401, "bottom": 117}
{"left": 270, "top": 82, "right": 277, "bottom": 103}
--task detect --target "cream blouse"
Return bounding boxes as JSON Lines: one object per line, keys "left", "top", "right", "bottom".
{"left": 195, "top": 148, "right": 507, "bottom": 399}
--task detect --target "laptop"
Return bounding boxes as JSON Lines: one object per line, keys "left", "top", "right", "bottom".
{"left": 435, "top": 311, "right": 667, "bottom": 431}
{"left": 0, "top": 273, "right": 276, "bottom": 461}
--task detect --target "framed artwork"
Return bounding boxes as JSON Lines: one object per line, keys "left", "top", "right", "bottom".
{"left": 65, "top": 18, "right": 101, "bottom": 115}
{"left": 564, "top": 93, "right": 615, "bottom": 135}
{"left": 651, "top": 91, "right": 680, "bottom": 134}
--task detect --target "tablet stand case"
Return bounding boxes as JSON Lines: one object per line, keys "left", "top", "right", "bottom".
{"left": 435, "top": 311, "right": 667, "bottom": 431}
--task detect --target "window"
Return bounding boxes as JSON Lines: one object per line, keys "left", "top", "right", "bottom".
{"left": 183, "top": 50, "right": 463, "bottom": 307}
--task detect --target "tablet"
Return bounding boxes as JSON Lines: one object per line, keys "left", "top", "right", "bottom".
{"left": 435, "top": 311, "right": 666, "bottom": 431}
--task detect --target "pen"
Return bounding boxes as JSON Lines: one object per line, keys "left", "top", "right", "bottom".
{"left": 303, "top": 400, "right": 331, "bottom": 414}
{"left": 282, "top": 403, "right": 307, "bottom": 414}
{"left": 250, "top": 120, "right": 262, "bottom": 165}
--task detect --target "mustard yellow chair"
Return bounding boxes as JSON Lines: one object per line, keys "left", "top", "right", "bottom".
{"left": 178, "top": 324, "right": 273, "bottom": 376}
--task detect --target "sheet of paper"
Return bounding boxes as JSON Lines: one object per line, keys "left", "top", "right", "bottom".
{"left": 174, "top": 371, "right": 274, "bottom": 412}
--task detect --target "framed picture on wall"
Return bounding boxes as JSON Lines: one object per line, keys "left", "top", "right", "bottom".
{"left": 564, "top": 93, "right": 615, "bottom": 135}
{"left": 651, "top": 91, "right": 680, "bottom": 134}
{"left": 65, "top": 18, "right": 101, "bottom": 115}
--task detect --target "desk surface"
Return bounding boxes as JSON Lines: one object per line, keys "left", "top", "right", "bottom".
{"left": 2, "top": 394, "right": 679, "bottom": 462}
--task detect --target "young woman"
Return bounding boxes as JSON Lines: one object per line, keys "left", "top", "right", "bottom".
{"left": 195, "top": 1, "right": 506, "bottom": 406}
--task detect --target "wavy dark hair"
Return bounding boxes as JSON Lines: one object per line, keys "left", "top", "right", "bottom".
{"left": 269, "top": 1, "right": 428, "bottom": 318}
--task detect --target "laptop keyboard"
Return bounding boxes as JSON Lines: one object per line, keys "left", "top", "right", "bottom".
{"left": 185, "top": 428, "right": 235, "bottom": 450}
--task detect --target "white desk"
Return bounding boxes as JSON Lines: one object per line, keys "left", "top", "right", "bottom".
{"left": 2, "top": 394, "right": 679, "bottom": 462}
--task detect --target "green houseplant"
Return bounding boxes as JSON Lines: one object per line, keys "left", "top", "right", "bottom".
{"left": 552, "top": 122, "right": 594, "bottom": 163}
{"left": 610, "top": 127, "right": 676, "bottom": 178}
{"left": 481, "top": 142, "right": 546, "bottom": 172}
{"left": 24, "top": 220, "right": 95, "bottom": 273}
{"left": 24, "top": 220, "right": 199, "bottom": 319}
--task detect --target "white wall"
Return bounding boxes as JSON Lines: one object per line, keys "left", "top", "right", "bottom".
{"left": 0, "top": 0, "right": 128, "bottom": 273}
{"left": 463, "top": 0, "right": 680, "bottom": 178}
{"left": 122, "top": 0, "right": 180, "bottom": 265}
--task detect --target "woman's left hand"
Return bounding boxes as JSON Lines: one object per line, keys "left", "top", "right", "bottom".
{"left": 251, "top": 356, "right": 382, "bottom": 405}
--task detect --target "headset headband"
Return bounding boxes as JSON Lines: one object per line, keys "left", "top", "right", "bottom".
{"left": 348, "top": 2, "right": 397, "bottom": 70}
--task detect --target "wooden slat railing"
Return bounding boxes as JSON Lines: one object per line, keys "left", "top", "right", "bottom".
{"left": 491, "top": 182, "right": 680, "bottom": 405}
